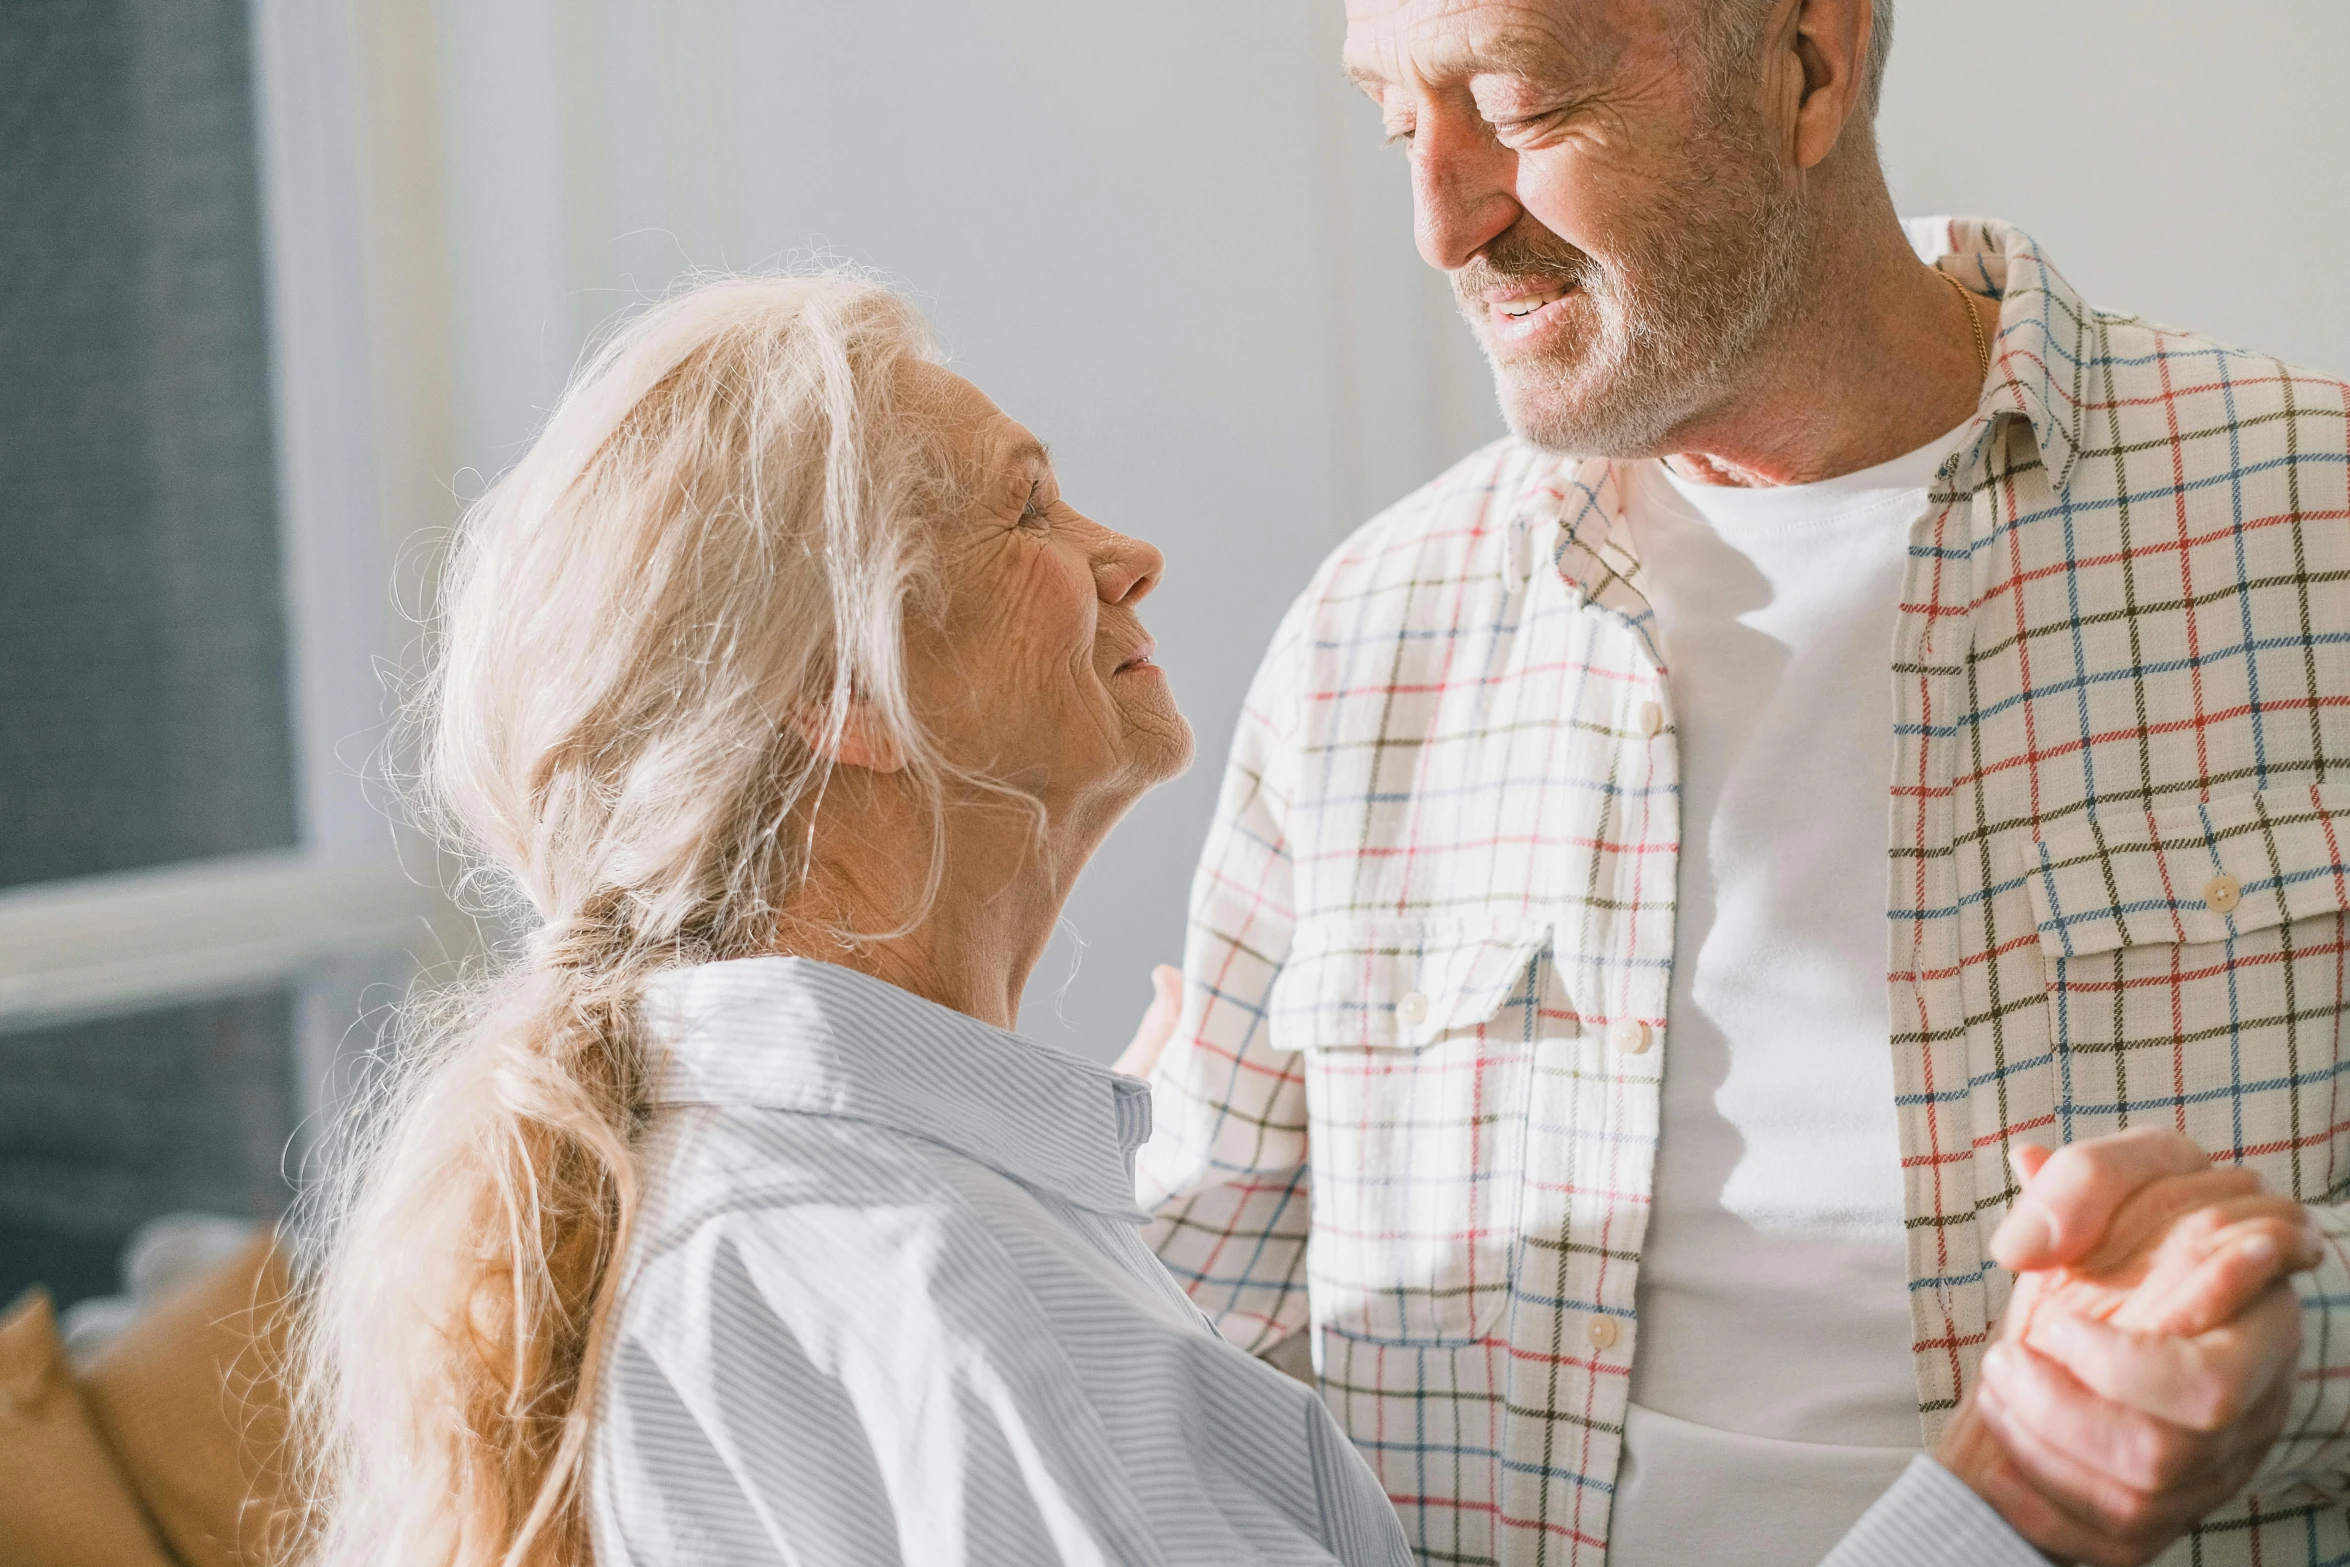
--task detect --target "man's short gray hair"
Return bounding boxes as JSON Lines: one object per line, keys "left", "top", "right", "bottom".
{"left": 1704, "top": 0, "right": 1896, "bottom": 118}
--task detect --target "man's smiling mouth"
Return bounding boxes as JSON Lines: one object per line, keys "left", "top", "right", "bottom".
{"left": 1484, "top": 285, "right": 1580, "bottom": 343}
{"left": 1498, "top": 287, "right": 1573, "bottom": 319}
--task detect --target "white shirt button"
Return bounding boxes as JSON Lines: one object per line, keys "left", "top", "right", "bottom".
{"left": 2204, "top": 873, "right": 2242, "bottom": 914}
{"left": 1586, "top": 1315, "right": 1620, "bottom": 1350}
{"left": 1397, "top": 990, "right": 1430, "bottom": 1026}
{"left": 1607, "top": 1018, "right": 1652, "bottom": 1055}
{"left": 1637, "top": 700, "right": 1665, "bottom": 738}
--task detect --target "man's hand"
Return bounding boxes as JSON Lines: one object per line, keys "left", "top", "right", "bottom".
{"left": 1113, "top": 964, "right": 1183, "bottom": 1079}
{"left": 1996, "top": 1133, "right": 2318, "bottom": 1335}
{"left": 1935, "top": 1129, "right": 2320, "bottom": 1565}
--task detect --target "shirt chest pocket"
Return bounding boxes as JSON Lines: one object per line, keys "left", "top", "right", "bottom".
{"left": 1266, "top": 917, "right": 1551, "bottom": 1345}
{"left": 2022, "top": 784, "right": 2350, "bottom": 1199}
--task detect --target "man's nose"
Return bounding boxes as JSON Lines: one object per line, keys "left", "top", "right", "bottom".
{"left": 1409, "top": 111, "right": 1519, "bottom": 273}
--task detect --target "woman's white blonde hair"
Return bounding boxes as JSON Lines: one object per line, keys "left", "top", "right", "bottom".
{"left": 290, "top": 272, "right": 959, "bottom": 1567}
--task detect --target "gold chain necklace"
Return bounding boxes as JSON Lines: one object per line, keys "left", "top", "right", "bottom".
{"left": 1940, "top": 268, "right": 1990, "bottom": 382}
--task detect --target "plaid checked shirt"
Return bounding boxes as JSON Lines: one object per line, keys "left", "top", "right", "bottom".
{"left": 1135, "top": 218, "right": 2350, "bottom": 1566}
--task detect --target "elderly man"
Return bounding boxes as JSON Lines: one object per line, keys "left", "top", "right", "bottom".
{"left": 1127, "top": 1, "right": 2350, "bottom": 1564}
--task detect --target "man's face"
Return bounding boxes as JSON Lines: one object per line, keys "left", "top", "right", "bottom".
{"left": 1343, "top": 0, "right": 1810, "bottom": 457}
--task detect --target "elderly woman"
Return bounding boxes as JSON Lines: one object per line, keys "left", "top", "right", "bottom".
{"left": 292, "top": 277, "right": 1412, "bottom": 1567}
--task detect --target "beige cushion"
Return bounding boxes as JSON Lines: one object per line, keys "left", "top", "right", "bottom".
{"left": 81, "top": 1235, "right": 298, "bottom": 1567}
{"left": 0, "top": 1288, "right": 178, "bottom": 1567}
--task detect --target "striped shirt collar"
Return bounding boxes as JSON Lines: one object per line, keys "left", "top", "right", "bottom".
{"left": 639, "top": 955, "right": 1153, "bottom": 1220}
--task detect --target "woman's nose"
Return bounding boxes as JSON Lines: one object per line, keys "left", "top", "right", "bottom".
{"left": 1094, "top": 530, "right": 1163, "bottom": 606}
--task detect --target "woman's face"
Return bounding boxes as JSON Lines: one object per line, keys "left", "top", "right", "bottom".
{"left": 902, "top": 364, "right": 1193, "bottom": 817}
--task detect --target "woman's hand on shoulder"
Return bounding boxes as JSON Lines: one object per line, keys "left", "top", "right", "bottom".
{"left": 1113, "top": 965, "right": 1183, "bottom": 1079}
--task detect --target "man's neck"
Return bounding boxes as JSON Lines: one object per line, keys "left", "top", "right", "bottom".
{"left": 1662, "top": 204, "right": 1994, "bottom": 490}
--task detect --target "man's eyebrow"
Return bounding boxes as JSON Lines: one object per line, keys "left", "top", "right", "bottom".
{"left": 1006, "top": 437, "right": 1052, "bottom": 471}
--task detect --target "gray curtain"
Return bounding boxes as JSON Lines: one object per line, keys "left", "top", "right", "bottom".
{"left": 0, "top": 0, "right": 299, "bottom": 1309}
{"left": 0, "top": 0, "right": 297, "bottom": 889}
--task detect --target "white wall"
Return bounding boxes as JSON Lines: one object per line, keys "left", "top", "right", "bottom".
{"left": 408, "top": 1, "right": 2347, "bottom": 1062}
{"left": 1878, "top": 2, "right": 2350, "bottom": 378}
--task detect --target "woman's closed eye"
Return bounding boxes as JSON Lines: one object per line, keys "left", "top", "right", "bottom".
{"left": 1019, "top": 480, "right": 1051, "bottom": 529}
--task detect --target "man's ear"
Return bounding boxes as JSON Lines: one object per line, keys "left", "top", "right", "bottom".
{"left": 1761, "top": 0, "right": 1874, "bottom": 170}
{"left": 795, "top": 701, "right": 906, "bottom": 774}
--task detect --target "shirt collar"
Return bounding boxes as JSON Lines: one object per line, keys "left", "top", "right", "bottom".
{"left": 1907, "top": 215, "right": 2094, "bottom": 497}
{"left": 639, "top": 956, "right": 1152, "bottom": 1220}
{"left": 1523, "top": 217, "right": 2091, "bottom": 618}
{"left": 1541, "top": 458, "right": 1665, "bottom": 666}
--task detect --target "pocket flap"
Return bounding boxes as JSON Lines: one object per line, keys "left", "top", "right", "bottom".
{"left": 2023, "top": 784, "right": 2350, "bottom": 959}
{"left": 1267, "top": 918, "right": 1549, "bottom": 1051}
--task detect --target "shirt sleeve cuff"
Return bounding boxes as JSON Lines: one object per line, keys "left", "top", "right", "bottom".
{"left": 1818, "top": 1455, "right": 2047, "bottom": 1567}
{"left": 2250, "top": 1200, "right": 2350, "bottom": 1494}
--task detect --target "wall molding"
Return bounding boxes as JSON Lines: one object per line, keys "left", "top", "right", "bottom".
{"left": 0, "top": 854, "right": 471, "bottom": 1034}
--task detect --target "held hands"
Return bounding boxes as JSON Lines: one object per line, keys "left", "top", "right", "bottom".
{"left": 1937, "top": 1129, "right": 2323, "bottom": 1565}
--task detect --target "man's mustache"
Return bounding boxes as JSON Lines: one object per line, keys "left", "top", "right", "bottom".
{"left": 1452, "top": 221, "right": 1601, "bottom": 301}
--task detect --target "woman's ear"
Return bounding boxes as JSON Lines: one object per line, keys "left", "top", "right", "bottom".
{"left": 795, "top": 702, "right": 906, "bottom": 774}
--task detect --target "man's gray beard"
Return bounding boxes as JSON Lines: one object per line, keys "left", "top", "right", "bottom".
{"left": 1459, "top": 167, "right": 1812, "bottom": 460}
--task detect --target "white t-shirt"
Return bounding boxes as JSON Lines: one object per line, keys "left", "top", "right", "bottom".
{"left": 1605, "top": 419, "right": 1975, "bottom": 1566}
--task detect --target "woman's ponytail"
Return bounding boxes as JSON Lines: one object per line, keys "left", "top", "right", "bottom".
{"left": 294, "top": 913, "right": 649, "bottom": 1567}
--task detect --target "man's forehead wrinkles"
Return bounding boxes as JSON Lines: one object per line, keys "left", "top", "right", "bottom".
{"left": 1345, "top": 3, "right": 1598, "bottom": 91}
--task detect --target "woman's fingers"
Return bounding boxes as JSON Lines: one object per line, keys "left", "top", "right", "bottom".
{"left": 2079, "top": 1169, "right": 2267, "bottom": 1277}
{"left": 2108, "top": 1207, "right": 2323, "bottom": 1335}
{"left": 1982, "top": 1340, "right": 2207, "bottom": 1495}
{"left": 1936, "top": 1390, "right": 2146, "bottom": 1565}
{"left": 2022, "top": 1283, "right": 2304, "bottom": 1434}
{"left": 1963, "top": 1407, "right": 2179, "bottom": 1567}
{"left": 1994, "top": 1128, "right": 2213, "bottom": 1272}
{"left": 1973, "top": 1341, "right": 2253, "bottom": 1554}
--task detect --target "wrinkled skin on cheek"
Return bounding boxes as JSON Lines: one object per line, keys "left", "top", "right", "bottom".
{"left": 900, "top": 365, "right": 1191, "bottom": 816}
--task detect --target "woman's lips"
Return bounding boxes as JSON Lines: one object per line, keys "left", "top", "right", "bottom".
{"left": 1114, "top": 639, "right": 1159, "bottom": 675}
